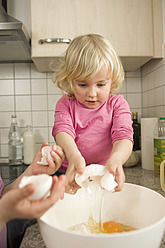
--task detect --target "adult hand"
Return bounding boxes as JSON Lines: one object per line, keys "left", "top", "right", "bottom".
{"left": 28, "top": 142, "right": 65, "bottom": 176}
{"left": 0, "top": 174, "right": 66, "bottom": 229}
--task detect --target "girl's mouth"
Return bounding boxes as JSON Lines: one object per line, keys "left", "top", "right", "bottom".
{"left": 86, "top": 100, "right": 97, "bottom": 104}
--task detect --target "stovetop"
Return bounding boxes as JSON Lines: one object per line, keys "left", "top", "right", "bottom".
{"left": 0, "top": 163, "right": 27, "bottom": 185}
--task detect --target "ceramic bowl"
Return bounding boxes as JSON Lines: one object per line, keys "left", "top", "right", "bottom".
{"left": 38, "top": 183, "right": 165, "bottom": 248}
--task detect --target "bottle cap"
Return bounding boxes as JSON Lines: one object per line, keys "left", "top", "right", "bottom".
{"left": 132, "top": 112, "right": 138, "bottom": 119}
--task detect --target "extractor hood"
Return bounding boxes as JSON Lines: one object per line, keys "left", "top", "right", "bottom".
{"left": 0, "top": 0, "right": 31, "bottom": 62}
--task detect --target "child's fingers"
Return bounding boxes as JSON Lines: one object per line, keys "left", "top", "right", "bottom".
{"left": 52, "top": 145, "right": 65, "bottom": 161}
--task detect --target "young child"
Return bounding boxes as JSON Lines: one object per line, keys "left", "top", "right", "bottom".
{"left": 52, "top": 34, "right": 133, "bottom": 192}
{"left": 0, "top": 142, "right": 66, "bottom": 248}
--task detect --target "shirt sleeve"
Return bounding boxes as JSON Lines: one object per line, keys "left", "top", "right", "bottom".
{"left": 0, "top": 176, "right": 4, "bottom": 198}
{"left": 52, "top": 96, "right": 76, "bottom": 140}
{"left": 110, "top": 95, "right": 133, "bottom": 144}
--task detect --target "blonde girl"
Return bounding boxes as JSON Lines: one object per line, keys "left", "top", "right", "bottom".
{"left": 52, "top": 34, "right": 133, "bottom": 192}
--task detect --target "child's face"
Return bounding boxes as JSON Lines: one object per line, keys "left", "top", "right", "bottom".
{"left": 73, "top": 66, "right": 111, "bottom": 109}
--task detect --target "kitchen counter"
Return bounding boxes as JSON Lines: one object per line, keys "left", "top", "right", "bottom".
{"left": 1, "top": 163, "right": 165, "bottom": 247}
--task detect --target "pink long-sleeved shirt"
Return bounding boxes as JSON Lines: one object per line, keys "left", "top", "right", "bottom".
{"left": 52, "top": 94, "right": 133, "bottom": 170}
{"left": 0, "top": 176, "right": 7, "bottom": 248}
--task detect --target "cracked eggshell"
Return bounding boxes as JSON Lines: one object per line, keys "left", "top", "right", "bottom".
{"left": 75, "top": 164, "right": 118, "bottom": 191}
{"left": 75, "top": 164, "right": 106, "bottom": 187}
{"left": 101, "top": 172, "right": 118, "bottom": 191}
{"left": 37, "top": 146, "right": 54, "bottom": 165}
{"left": 19, "top": 174, "right": 52, "bottom": 201}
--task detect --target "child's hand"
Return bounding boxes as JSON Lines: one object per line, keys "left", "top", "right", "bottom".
{"left": 28, "top": 142, "right": 65, "bottom": 176}
{"left": 0, "top": 175, "right": 66, "bottom": 227}
{"left": 105, "top": 159, "right": 125, "bottom": 191}
{"left": 65, "top": 154, "right": 86, "bottom": 194}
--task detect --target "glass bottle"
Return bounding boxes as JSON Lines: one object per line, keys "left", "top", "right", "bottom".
{"left": 154, "top": 117, "right": 165, "bottom": 177}
{"left": 8, "top": 115, "right": 23, "bottom": 165}
{"left": 23, "top": 125, "right": 36, "bottom": 165}
{"left": 158, "top": 117, "right": 165, "bottom": 137}
{"left": 132, "top": 112, "right": 141, "bottom": 151}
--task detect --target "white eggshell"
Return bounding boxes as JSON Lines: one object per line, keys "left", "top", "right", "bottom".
{"left": 19, "top": 174, "right": 52, "bottom": 201}
{"left": 37, "top": 146, "right": 54, "bottom": 165}
{"left": 75, "top": 164, "right": 118, "bottom": 192}
{"left": 75, "top": 164, "right": 106, "bottom": 187}
{"left": 101, "top": 172, "right": 118, "bottom": 191}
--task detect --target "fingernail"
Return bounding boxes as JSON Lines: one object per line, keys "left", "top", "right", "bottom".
{"left": 53, "top": 145, "right": 57, "bottom": 151}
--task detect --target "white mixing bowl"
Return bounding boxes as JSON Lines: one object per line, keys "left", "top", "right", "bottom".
{"left": 38, "top": 183, "right": 165, "bottom": 248}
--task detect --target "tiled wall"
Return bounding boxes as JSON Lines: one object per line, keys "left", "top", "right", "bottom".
{"left": 0, "top": 63, "right": 142, "bottom": 158}
{"left": 141, "top": 56, "right": 165, "bottom": 117}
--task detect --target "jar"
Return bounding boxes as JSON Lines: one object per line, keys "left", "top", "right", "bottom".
{"left": 23, "top": 125, "right": 36, "bottom": 165}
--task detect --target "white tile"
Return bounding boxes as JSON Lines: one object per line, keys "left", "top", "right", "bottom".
{"left": 0, "top": 96, "right": 14, "bottom": 111}
{"left": 48, "top": 127, "right": 55, "bottom": 143}
{"left": 163, "top": 85, "right": 165, "bottom": 105}
{"left": 48, "top": 95, "right": 61, "bottom": 111}
{"left": 0, "top": 129, "right": 8, "bottom": 143}
{"left": 17, "top": 112, "right": 32, "bottom": 128}
{"left": 15, "top": 79, "right": 31, "bottom": 95}
{"left": 47, "top": 78, "right": 63, "bottom": 95}
{"left": 148, "top": 107, "right": 156, "bottom": 117}
{"left": 32, "top": 111, "right": 48, "bottom": 127}
{"left": 48, "top": 111, "right": 55, "bottom": 127}
{"left": 142, "top": 75, "right": 148, "bottom": 92}
{"left": 154, "top": 87, "right": 163, "bottom": 106}
{"left": 117, "top": 79, "right": 126, "bottom": 93}
{"left": 148, "top": 89, "right": 155, "bottom": 107}
{"left": 0, "top": 79, "right": 14, "bottom": 95}
{"left": 127, "top": 78, "right": 141, "bottom": 93}
{"left": 32, "top": 95, "right": 47, "bottom": 111}
{"left": 14, "top": 63, "right": 30, "bottom": 78}
{"left": 142, "top": 92, "right": 148, "bottom": 108}
{"left": 16, "top": 96, "right": 31, "bottom": 111}
{"left": 31, "top": 64, "right": 46, "bottom": 79}
{"left": 127, "top": 93, "right": 141, "bottom": 109}
{"left": 47, "top": 72, "right": 54, "bottom": 79}
{"left": 0, "top": 64, "right": 14, "bottom": 79}
{"left": 154, "top": 66, "right": 163, "bottom": 87}
{"left": 0, "top": 112, "right": 14, "bottom": 128}
{"left": 1, "top": 144, "right": 8, "bottom": 157}
{"left": 33, "top": 127, "right": 49, "bottom": 143}
{"left": 142, "top": 108, "right": 148, "bottom": 117}
{"left": 163, "top": 65, "right": 165, "bottom": 86}
{"left": 147, "top": 71, "right": 155, "bottom": 90}
{"left": 31, "top": 78, "right": 47, "bottom": 94}
{"left": 155, "top": 106, "right": 164, "bottom": 117}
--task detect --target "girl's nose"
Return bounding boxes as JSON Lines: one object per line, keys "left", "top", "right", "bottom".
{"left": 87, "top": 87, "right": 97, "bottom": 97}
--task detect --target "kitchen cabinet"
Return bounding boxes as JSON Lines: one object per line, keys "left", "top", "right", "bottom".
{"left": 31, "top": 0, "right": 163, "bottom": 72}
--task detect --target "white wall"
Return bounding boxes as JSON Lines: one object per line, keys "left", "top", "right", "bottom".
{"left": 141, "top": 0, "right": 165, "bottom": 118}
{"left": 0, "top": 63, "right": 142, "bottom": 158}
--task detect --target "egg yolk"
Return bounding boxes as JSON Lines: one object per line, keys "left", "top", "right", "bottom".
{"left": 101, "top": 221, "right": 123, "bottom": 233}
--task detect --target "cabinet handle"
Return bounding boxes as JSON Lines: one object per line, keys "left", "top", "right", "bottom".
{"left": 38, "top": 38, "right": 71, "bottom": 45}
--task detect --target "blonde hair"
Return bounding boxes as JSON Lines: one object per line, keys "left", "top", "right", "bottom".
{"left": 53, "top": 34, "right": 124, "bottom": 96}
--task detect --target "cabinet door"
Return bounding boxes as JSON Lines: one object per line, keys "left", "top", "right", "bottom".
{"left": 31, "top": 0, "right": 162, "bottom": 72}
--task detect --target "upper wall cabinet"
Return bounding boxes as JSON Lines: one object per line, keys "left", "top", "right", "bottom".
{"left": 31, "top": 0, "right": 163, "bottom": 72}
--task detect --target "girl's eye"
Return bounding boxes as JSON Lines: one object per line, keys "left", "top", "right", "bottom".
{"left": 78, "top": 84, "right": 87, "bottom": 87}
{"left": 97, "top": 83, "right": 106, "bottom": 87}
